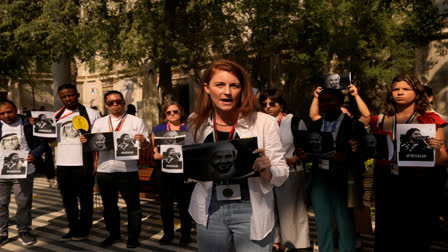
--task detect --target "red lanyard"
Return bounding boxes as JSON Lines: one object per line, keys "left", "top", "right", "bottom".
{"left": 212, "top": 114, "right": 236, "bottom": 142}
{"left": 55, "top": 106, "right": 77, "bottom": 121}
{"left": 277, "top": 113, "right": 284, "bottom": 126}
{"left": 108, "top": 114, "right": 127, "bottom": 132}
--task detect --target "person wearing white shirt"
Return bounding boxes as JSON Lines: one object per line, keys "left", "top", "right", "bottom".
{"left": 85, "top": 90, "right": 150, "bottom": 249}
{"left": 187, "top": 60, "right": 289, "bottom": 252}
{"left": 260, "top": 89, "right": 310, "bottom": 251}
{"left": 53, "top": 84, "right": 100, "bottom": 241}
{"left": 0, "top": 100, "right": 47, "bottom": 246}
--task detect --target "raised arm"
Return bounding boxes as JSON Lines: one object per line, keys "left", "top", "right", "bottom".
{"left": 309, "top": 86, "right": 322, "bottom": 121}
{"left": 348, "top": 84, "right": 370, "bottom": 126}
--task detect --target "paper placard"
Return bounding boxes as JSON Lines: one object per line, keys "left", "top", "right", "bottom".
{"left": 31, "top": 111, "right": 56, "bottom": 138}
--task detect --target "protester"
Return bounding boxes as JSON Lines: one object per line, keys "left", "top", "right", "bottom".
{"left": 259, "top": 89, "right": 310, "bottom": 251}
{"left": 0, "top": 100, "right": 47, "bottom": 246}
{"left": 186, "top": 59, "right": 289, "bottom": 251}
{"left": 369, "top": 73, "right": 447, "bottom": 251}
{"left": 151, "top": 101, "right": 193, "bottom": 246}
{"left": 86, "top": 90, "right": 150, "bottom": 248}
{"left": 53, "top": 84, "right": 100, "bottom": 241}
{"left": 310, "top": 84, "right": 370, "bottom": 126}
{"left": 307, "top": 88, "right": 366, "bottom": 252}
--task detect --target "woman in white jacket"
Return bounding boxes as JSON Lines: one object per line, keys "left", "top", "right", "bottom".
{"left": 187, "top": 59, "right": 289, "bottom": 252}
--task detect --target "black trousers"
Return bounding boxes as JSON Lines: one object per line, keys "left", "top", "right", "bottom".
{"left": 155, "top": 167, "right": 194, "bottom": 237}
{"left": 374, "top": 166, "right": 439, "bottom": 251}
{"left": 97, "top": 172, "right": 141, "bottom": 241}
{"left": 57, "top": 166, "right": 94, "bottom": 235}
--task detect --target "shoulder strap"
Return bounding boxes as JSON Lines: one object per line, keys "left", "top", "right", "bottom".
{"left": 291, "top": 115, "right": 301, "bottom": 133}
{"left": 55, "top": 107, "right": 66, "bottom": 120}
{"left": 78, "top": 105, "right": 92, "bottom": 133}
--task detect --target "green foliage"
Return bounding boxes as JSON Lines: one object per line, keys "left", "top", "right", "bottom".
{"left": 0, "top": 0, "right": 445, "bottom": 114}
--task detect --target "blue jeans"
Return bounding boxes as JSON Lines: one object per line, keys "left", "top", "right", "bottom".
{"left": 196, "top": 201, "right": 274, "bottom": 252}
{"left": 0, "top": 173, "right": 34, "bottom": 237}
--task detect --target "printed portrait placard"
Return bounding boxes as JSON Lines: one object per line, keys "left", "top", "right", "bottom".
{"left": 160, "top": 144, "right": 183, "bottom": 173}
{"left": 31, "top": 111, "right": 56, "bottom": 138}
{"left": 182, "top": 137, "right": 259, "bottom": 182}
{"left": 0, "top": 150, "right": 28, "bottom": 179}
{"left": 113, "top": 131, "right": 139, "bottom": 160}
{"left": 83, "top": 132, "right": 114, "bottom": 152}
{"left": 397, "top": 124, "right": 435, "bottom": 167}
{"left": 153, "top": 130, "right": 186, "bottom": 146}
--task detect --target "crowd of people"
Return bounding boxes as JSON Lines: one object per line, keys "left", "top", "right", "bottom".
{"left": 0, "top": 59, "right": 446, "bottom": 252}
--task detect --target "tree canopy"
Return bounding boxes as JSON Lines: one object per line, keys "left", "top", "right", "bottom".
{"left": 0, "top": 0, "right": 446, "bottom": 115}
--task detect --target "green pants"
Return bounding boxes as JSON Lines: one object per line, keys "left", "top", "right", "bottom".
{"left": 310, "top": 173, "right": 355, "bottom": 252}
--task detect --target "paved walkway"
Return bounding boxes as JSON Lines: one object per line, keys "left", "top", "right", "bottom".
{"left": 0, "top": 176, "right": 197, "bottom": 252}
{"left": 1, "top": 176, "right": 447, "bottom": 251}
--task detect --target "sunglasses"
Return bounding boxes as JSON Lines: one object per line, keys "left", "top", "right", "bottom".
{"left": 105, "top": 100, "right": 125, "bottom": 106}
{"left": 165, "top": 110, "right": 179, "bottom": 115}
{"left": 262, "top": 102, "right": 277, "bottom": 108}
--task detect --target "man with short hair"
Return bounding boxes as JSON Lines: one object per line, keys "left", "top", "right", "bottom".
{"left": 86, "top": 90, "right": 150, "bottom": 248}
{"left": 0, "top": 100, "right": 47, "bottom": 246}
{"left": 54, "top": 84, "right": 100, "bottom": 241}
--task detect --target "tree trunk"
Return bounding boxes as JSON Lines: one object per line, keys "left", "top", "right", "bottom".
{"left": 158, "top": 60, "right": 173, "bottom": 104}
{"left": 141, "top": 62, "right": 160, "bottom": 130}
{"left": 52, "top": 55, "right": 72, "bottom": 109}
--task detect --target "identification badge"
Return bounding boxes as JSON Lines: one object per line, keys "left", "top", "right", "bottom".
{"left": 216, "top": 184, "right": 241, "bottom": 201}
{"left": 391, "top": 164, "right": 399, "bottom": 175}
{"left": 318, "top": 159, "right": 330, "bottom": 170}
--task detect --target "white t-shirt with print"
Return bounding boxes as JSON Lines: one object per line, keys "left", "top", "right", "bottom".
{"left": 55, "top": 106, "right": 100, "bottom": 166}
{"left": 1, "top": 118, "right": 34, "bottom": 174}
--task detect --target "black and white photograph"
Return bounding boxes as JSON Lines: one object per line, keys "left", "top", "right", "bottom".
{"left": 182, "top": 137, "right": 259, "bottom": 182}
{"left": 31, "top": 111, "right": 56, "bottom": 137}
{"left": 83, "top": 132, "right": 114, "bottom": 152}
{"left": 57, "top": 120, "right": 81, "bottom": 144}
{"left": 321, "top": 72, "right": 352, "bottom": 89}
{"left": 153, "top": 130, "right": 186, "bottom": 146}
{"left": 113, "top": 131, "right": 139, "bottom": 160}
{"left": 0, "top": 133, "right": 21, "bottom": 150}
{"left": 397, "top": 124, "right": 435, "bottom": 167}
{"left": 161, "top": 145, "right": 183, "bottom": 173}
{"left": 304, "top": 131, "right": 335, "bottom": 158}
{"left": 0, "top": 150, "right": 28, "bottom": 179}
{"left": 360, "top": 133, "right": 394, "bottom": 160}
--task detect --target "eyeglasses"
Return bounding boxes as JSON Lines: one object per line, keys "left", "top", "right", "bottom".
{"left": 165, "top": 110, "right": 179, "bottom": 115}
{"left": 105, "top": 100, "right": 125, "bottom": 106}
{"left": 262, "top": 102, "right": 277, "bottom": 108}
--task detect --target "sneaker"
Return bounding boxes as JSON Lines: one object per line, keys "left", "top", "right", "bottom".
{"left": 159, "top": 234, "right": 173, "bottom": 245}
{"left": 0, "top": 236, "right": 8, "bottom": 246}
{"left": 100, "top": 236, "right": 121, "bottom": 247}
{"left": 127, "top": 239, "right": 140, "bottom": 249}
{"left": 19, "top": 232, "right": 36, "bottom": 246}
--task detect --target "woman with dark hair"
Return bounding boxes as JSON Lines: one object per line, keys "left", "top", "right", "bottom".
{"left": 151, "top": 101, "right": 193, "bottom": 246}
{"left": 187, "top": 59, "right": 288, "bottom": 251}
{"left": 259, "top": 89, "right": 310, "bottom": 251}
{"left": 369, "top": 73, "right": 447, "bottom": 251}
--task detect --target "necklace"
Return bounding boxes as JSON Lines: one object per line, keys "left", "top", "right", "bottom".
{"left": 215, "top": 122, "right": 233, "bottom": 127}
